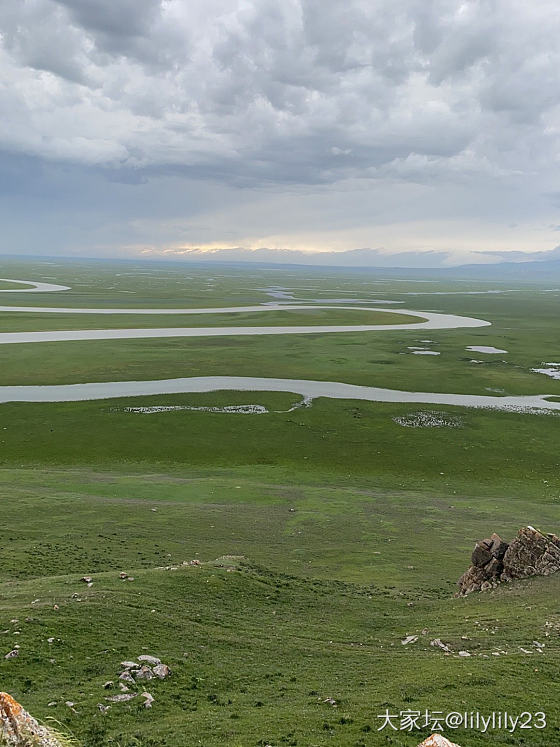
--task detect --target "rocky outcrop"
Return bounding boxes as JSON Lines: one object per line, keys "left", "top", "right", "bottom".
{"left": 502, "top": 526, "right": 560, "bottom": 580}
{"left": 0, "top": 692, "right": 64, "bottom": 746}
{"left": 457, "top": 526, "right": 560, "bottom": 596}
{"left": 417, "top": 736, "right": 461, "bottom": 747}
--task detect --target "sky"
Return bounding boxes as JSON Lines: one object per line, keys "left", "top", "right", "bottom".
{"left": 1, "top": 0, "right": 560, "bottom": 267}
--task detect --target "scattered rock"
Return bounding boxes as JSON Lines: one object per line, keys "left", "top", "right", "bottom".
{"left": 105, "top": 693, "right": 138, "bottom": 703}
{"left": 401, "top": 635, "right": 418, "bottom": 645}
{"left": 137, "top": 655, "right": 161, "bottom": 666}
{"left": 430, "top": 638, "right": 452, "bottom": 653}
{"left": 141, "top": 692, "right": 154, "bottom": 709}
{"left": 417, "top": 735, "right": 461, "bottom": 747}
{"left": 134, "top": 665, "right": 154, "bottom": 681}
{"left": 119, "top": 671, "right": 136, "bottom": 684}
{"left": 0, "top": 692, "right": 64, "bottom": 746}
{"left": 153, "top": 663, "right": 171, "bottom": 679}
{"left": 120, "top": 661, "right": 138, "bottom": 670}
{"left": 458, "top": 527, "right": 560, "bottom": 595}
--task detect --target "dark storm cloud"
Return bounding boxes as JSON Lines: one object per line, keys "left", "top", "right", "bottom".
{"left": 1, "top": 0, "right": 559, "bottom": 261}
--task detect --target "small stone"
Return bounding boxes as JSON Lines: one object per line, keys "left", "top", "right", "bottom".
{"left": 141, "top": 692, "right": 154, "bottom": 709}
{"left": 458, "top": 651, "right": 471, "bottom": 657}
{"left": 103, "top": 681, "right": 114, "bottom": 690}
{"left": 4, "top": 649, "right": 19, "bottom": 659}
{"left": 153, "top": 663, "right": 171, "bottom": 679}
{"left": 97, "top": 703, "right": 110, "bottom": 714}
{"left": 119, "top": 572, "right": 129, "bottom": 579}
{"left": 80, "top": 576, "right": 92, "bottom": 584}
{"left": 417, "top": 735, "right": 462, "bottom": 747}
{"left": 120, "top": 661, "right": 138, "bottom": 669}
{"left": 401, "top": 635, "right": 418, "bottom": 645}
{"left": 430, "top": 638, "right": 452, "bottom": 653}
{"left": 105, "top": 693, "right": 138, "bottom": 703}
{"left": 137, "top": 655, "right": 161, "bottom": 666}
{"left": 119, "top": 671, "right": 135, "bottom": 684}
{"left": 134, "top": 665, "right": 154, "bottom": 681}
{"left": 53, "top": 605, "right": 59, "bottom": 611}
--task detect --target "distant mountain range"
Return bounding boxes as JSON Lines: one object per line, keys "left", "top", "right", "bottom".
{"left": 146, "top": 245, "right": 560, "bottom": 281}
{"left": 5, "top": 247, "right": 560, "bottom": 281}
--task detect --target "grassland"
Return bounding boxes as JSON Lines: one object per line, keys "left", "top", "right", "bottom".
{"left": 0, "top": 308, "right": 418, "bottom": 333}
{"left": 0, "top": 257, "right": 559, "bottom": 746}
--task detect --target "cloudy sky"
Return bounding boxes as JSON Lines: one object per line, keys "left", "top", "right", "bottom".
{"left": 1, "top": 0, "right": 560, "bottom": 267}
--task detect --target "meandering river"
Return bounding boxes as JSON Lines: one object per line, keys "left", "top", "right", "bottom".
{"left": 0, "top": 278, "right": 556, "bottom": 413}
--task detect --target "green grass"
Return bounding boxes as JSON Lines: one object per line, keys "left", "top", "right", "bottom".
{"left": 0, "top": 279, "right": 36, "bottom": 290}
{"left": 1, "top": 534, "right": 559, "bottom": 747}
{"left": 0, "top": 308, "right": 418, "bottom": 333}
{"left": 1, "top": 258, "right": 560, "bottom": 745}
{"left": 0, "top": 393, "right": 560, "bottom": 501}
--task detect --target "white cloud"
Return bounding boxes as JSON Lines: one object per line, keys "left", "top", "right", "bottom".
{"left": 0, "top": 0, "right": 559, "bottom": 182}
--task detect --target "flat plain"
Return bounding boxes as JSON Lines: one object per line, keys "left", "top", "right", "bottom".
{"left": 1, "top": 256, "right": 559, "bottom": 746}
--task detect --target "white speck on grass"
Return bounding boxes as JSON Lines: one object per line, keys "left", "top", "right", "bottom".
{"left": 393, "top": 411, "right": 463, "bottom": 428}
{"left": 122, "top": 404, "right": 269, "bottom": 414}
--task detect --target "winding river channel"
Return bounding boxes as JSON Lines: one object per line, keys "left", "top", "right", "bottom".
{"left": 0, "top": 279, "right": 557, "bottom": 413}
